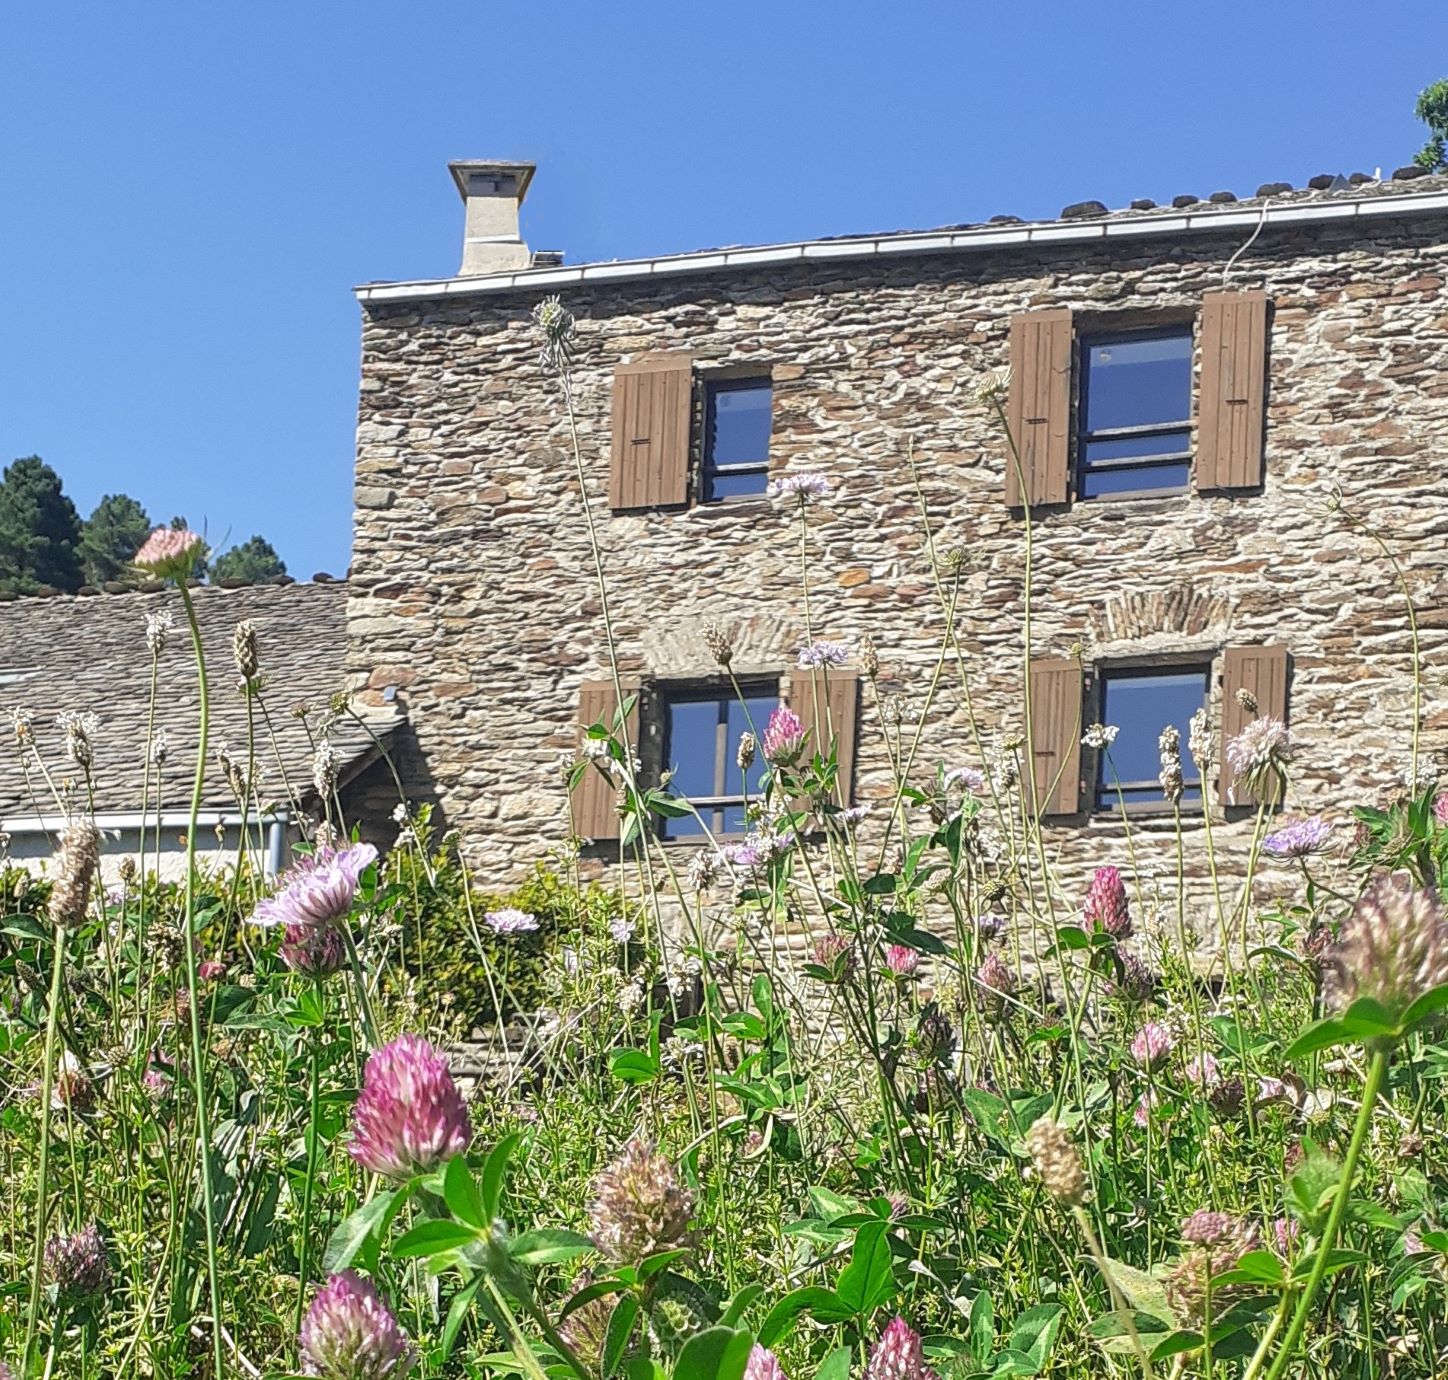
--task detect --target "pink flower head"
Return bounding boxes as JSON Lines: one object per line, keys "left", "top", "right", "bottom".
{"left": 1083, "top": 865, "right": 1131, "bottom": 938}
{"left": 198, "top": 959, "right": 226, "bottom": 982}
{"left": 866, "top": 1316, "right": 939, "bottom": 1380}
{"left": 744, "top": 1344, "right": 787, "bottom": 1380}
{"left": 762, "top": 705, "right": 806, "bottom": 766}
{"left": 133, "top": 527, "right": 205, "bottom": 580}
{"left": 1434, "top": 792, "right": 1448, "bottom": 825}
{"left": 885, "top": 944, "right": 919, "bottom": 977}
{"left": 1272, "top": 1217, "right": 1301, "bottom": 1259}
{"left": 1131, "top": 1021, "right": 1175, "bottom": 1070}
{"left": 810, "top": 932, "right": 856, "bottom": 982}
{"left": 282, "top": 920, "right": 346, "bottom": 977}
{"left": 484, "top": 907, "right": 539, "bottom": 935}
{"left": 299, "top": 1271, "right": 416, "bottom": 1379}
{"left": 251, "top": 843, "right": 378, "bottom": 930}
{"left": 1183, "top": 1052, "right": 1221, "bottom": 1088}
{"left": 1133, "top": 1089, "right": 1164, "bottom": 1128}
{"left": 44, "top": 1223, "right": 109, "bottom": 1300}
{"left": 349, "top": 1035, "right": 472, "bottom": 1180}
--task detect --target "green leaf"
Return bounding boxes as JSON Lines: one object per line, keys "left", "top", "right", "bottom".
{"left": 1100, "top": 1259, "right": 1179, "bottom": 1329}
{"left": 673, "top": 1327, "right": 755, "bottom": 1380}
{"left": 721, "top": 1284, "right": 764, "bottom": 1328}
{"left": 968, "top": 1290, "right": 994, "bottom": 1363}
{"left": 1212, "top": 1250, "right": 1284, "bottom": 1287}
{"left": 441, "top": 1276, "right": 483, "bottom": 1361}
{"left": 836, "top": 1221, "right": 896, "bottom": 1316}
{"left": 510, "top": 1229, "right": 596, "bottom": 1266}
{"left": 393, "top": 1219, "right": 481, "bottom": 1258}
{"left": 1400, "top": 981, "right": 1448, "bottom": 1033}
{"left": 758, "top": 1287, "right": 851, "bottom": 1345}
{"left": 480, "top": 1132, "right": 522, "bottom": 1222}
{"left": 989, "top": 1349, "right": 1040, "bottom": 1378}
{"left": 609, "top": 1049, "right": 661, "bottom": 1084}
{"left": 603, "top": 1296, "right": 640, "bottom": 1379}
{"left": 1054, "top": 924, "right": 1090, "bottom": 951}
{"left": 1284, "top": 1016, "right": 1355, "bottom": 1061}
{"left": 1007, "top": 1304, "right": 1061, "bottom": 1365}
{"left": 560, "top": 1277, "right": 630, "bottom": 1322}
{"left": 444, "top": 1155, "right": 487, "bottom": 1229}
{"left": 813, "top": 1347, "right": 852, "bottom": 1380}
{"left": 322, "top": 1191, "right": 396, "bottom": 1274}
{"left": 1150, "top": 1330, "right": 1204, "bottom": 1362}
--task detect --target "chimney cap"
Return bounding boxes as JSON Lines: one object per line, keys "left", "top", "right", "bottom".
{"left": 448, "top": 160, "right": 536, "bottom": 203}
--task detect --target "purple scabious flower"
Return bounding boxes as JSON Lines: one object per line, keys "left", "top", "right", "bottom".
{"left": 1263, "top": 816, "right": 1334, "bottom": 859}
{"left": 44, "top": 1223, "right": 109, "bottom": 1300}
{"left": 944, "top": 766, "right": 987, "bottom": 793}
{"left": 769, "top": 472, "right": 831, "bottom": 501}
{"left": 797, "top": 640, "right": 850, "bottom": 669}
{"left": 251, "top": 843, "right": 378, "bottom": 930}
{"left": 1131, "top": 1021, "right": 1175, "bottom": 1070}
{"left": 1083, "top": 866, "right": 1132, "bottom": 938}
{"left": 484, "top": 907, "right": 539, "bottom": 936}
{"left": 762, "top": 705, "right": 806, "bottom": 766}
{"left": 299, "top": 1271, "right": 416, "bottom": 1379}
{"left": 1226, "top": 716, "right": 1293, "bottom": 796}
{"left": 866, "top": 1316, "right": 939, "bottom": 1380}
{"left": 349, "top": 1035, "right": 472, "bottom": 1180}
{"left": 744, "top": 1344, "right": 787, "bottom": 1380}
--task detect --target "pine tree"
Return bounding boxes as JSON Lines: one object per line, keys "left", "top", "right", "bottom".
{"left": 79, "top": 493, "right": 153, "bottom": 587}
{"left": 1415, "top": 79, "right": 1448, "bottom": 171}
{"left": 0, "top": 457, "right": 84, "bottom": 593}
{"left": 212, "top": 536, "right": 287, "bottom": 583}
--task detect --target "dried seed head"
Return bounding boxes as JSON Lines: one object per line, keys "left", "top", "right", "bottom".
{"left": 1026, "top": 1116, "right": 1086, "bottom": 1206}
{"left": 1158, "top": 725, "right": 1184, "bottom": 804}
{"left": 588, "top": 1139, "right": 694, "bottom": 1265}
{"left": 232, "top": 619, "right": 260, "bottom": 682}
{"left": 737, "top": 731, "right": 756, "bottom": 771}
{"left": 1187, "top": 707, "right": 1214, "bottom": 770}
{"left": 1235, "top": 687, "right": 1259, "bottom": 714}
{"left": 47, "top": 821, "right": 101, "bottom": 929}
{"left": 313, "top": 739, "right": 340, "bottom": 801}
{"left": 144, "top": 608, "right": 173, "bottom": 656}
{"left": 701, "top": 622, "right": 733, "bottom": 667}
{"left": 44, "top": 1223, "right": 109, "bottom": 1301}
{"left": 56, "top": 711, "right": 99, "bottom": 769}
{"left": 859, "top": 632, "right": 880, "bottom": 679}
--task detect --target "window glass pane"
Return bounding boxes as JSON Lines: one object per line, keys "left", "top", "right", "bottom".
{"left": 1081, "top": 459, "right": 1191, "bottom": 499}
{"left": 662, "top": 811, "right": 709, "bottom": 841}
{"left": 703, "top": 466, "right": 770, "bottom": 501}
{"left": 1095, "top": 669, "right": 1208, "bottom": 809}
{"left": 1082, "top": 430, "right": 1193, "bottom": 467}
{"left": 666, "top": 699, "right": 721, "bottom": 800}
{"left": 721, "top": 804, "right": 750, "bottom": 835}
{"left": 1083, "top": 332, "right": 1191, "bottom": 433}
{"left": 724, "top": 693, "right": 776, "bottom": 797}
{"left": 706, "top": 380, "right": 772, "bottom": 468}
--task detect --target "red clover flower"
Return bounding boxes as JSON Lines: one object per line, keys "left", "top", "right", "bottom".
{"left": 349, "top": 1035, "right": 472, "bottom": 1180}
{"left": 865, "top": 1316, "right": 939, "bottom": 1380}
{"left": 299, "top": 1271, "right": 416, "bottom": 1379}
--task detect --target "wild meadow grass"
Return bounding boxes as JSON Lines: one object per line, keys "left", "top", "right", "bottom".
{"left": 0, "top": 304, "right": 1445, "bottom": 1378}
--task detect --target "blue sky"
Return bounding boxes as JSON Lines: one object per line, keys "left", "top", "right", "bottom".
{"left": 2, "top": 2, "right": 1442, "bottom": 578}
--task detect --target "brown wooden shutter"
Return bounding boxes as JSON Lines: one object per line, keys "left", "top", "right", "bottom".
{"left": 1219, "top": 644, "right": 1289, "bottom": 806}
{"left": 791, "top": 669, "right": 860, "bottom": 805}
{"left": 1028, "top": 657, "right": 1083, "bottom": 816}
{"left": 571, "top": 678, "right": 640, "bottom": 839}
{"left": 609, "top": 354, "right": 693, "bottom": 510}
{"left": 1196, "top": 290, "right": 1269, "bottom": 492}
{"left": 1005, "top": 309, "right": 1072, "bottom": 509}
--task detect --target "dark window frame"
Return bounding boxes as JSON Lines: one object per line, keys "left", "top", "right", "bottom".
{"left": 658, "top": 678, "right": 777, "bottom": 839}
{"left": 701, "top": 375, "right": 772, "bottom": 504}
{"left": 1088, "top": 657, "right": 1211, "bottom": 816}
{"left": 1076, "top": 325, "right": 1194, "bottom": 502}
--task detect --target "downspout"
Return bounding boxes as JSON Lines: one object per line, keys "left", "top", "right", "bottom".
{"left": 266, "top": 818, "right": 286, "bottom": 880}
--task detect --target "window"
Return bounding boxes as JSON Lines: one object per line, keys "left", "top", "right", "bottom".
{"left": 702, "top": 377, "right": 771, "bottom": 501}
{"left": 1095, "top": 665, "right": 1209, "bottom": 811}
{"left": 1078, "top": 328, "right": 1193, "bottom": 499}
{"left": 661, "top": 685, "right": 777, "bottom": 838}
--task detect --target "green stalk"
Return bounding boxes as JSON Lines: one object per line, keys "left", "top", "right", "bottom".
{"left": 21, "top": 925, "right": 68, "bottom": 1375}
{"left": 295, "top": 978, "right": 326, "bottom": 1345}
{"left": 1261, "top": 1047, "right": 1389, "bottom": 1380}
{"left": 176, "top": 579, "right": 227, "bottom": 1380}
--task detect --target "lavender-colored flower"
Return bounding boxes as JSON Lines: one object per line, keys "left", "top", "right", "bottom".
{"left": 1272, "top": 1217, "right": 1301, "bottom": 1259}
{"left": 282, "top": 920, "right": 346, "bottom": 978}
{"left": 1226, "top": 716, "right": 1293, "bottom": 796}
{"left": 1263, "top": 816, "right": 1334, "bottom": 859}
{"left": 589, "top": 1139, "right": 694, "bottom": 1265}
{"left": 1083, "top": 865, "right": 1131, "bottom": 938}
{"left": 485, "top": 907, "right": 540, "bottom": 936}
{"left": 944, "top": 765, "right": 987, "bottom": 793}
{"left": 44, "top": 1223, "right": 109, "bottom": 1300}
{"left": 299, "top": 1271, "right": 416, "bottom": 1379}
{"left": 744, "top": 1344, "right": 787, "bottom": 1380}
{"left": 797, "top": 640, "right": 850, "bottom": 670}
{"left": 865, "top": 1316, "right": 939, "bottom": 1380}
{"left": 251, "top": 843, "right": 379, "bottom": 930}
{"left": 1133, "top": 1089, "right": 1164, "bottom": 1128}
{"left": 762, "top": 705, "right": 806, "bottom": 766}
{"left": 349, "top": 1035, "right": 472, "bottom": 1180}
{"left": 609, "top": 914, "right": 636, "bottom": 944}
{"left": 885, "top": 944, "right": 919, "bottom": 977}
{"left": 1131, "top": 1021, "right": 1175, "bottom": 1071}
{"left": 769, "top": 472, "right": 831, "bottom": 501}
{"left": 1323, "top": 876, "right": 1448, "bottom": 1031}
{"left": 133, "top": 527, "right": 205, "bottom": 580}
{"left": 1165, "top": 1216, "right": 1260, "bottom": 1327}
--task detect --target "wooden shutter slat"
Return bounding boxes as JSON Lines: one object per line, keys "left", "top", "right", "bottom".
{"left": 1196, "top": 290, "right": 1268, "bottom": 493}
{"left": 790, "top": 669, "right": 860, "bottom": 806}
{"left": 1028, "top": 657, "right": 1082, "bottom": 816}
{"left": 572, "top": 678, "right": 640, "bottom": 840}
{"left": 609, "top": 354, "right": 693, "bottom": 511}
{"left": 1218, "top": 645, "right": 1289, "bottom": 806}
{"left": 1005, "top": 309, "right": 1072, "bottom": 509}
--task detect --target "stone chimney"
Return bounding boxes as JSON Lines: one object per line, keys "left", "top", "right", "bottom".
{"left": 449, "top": 159, "right": 535, "bottom": 275}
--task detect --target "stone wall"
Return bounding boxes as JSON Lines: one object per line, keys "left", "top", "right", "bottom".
{"left": 346, "top": 199, "right": 1448, "bottom": 931}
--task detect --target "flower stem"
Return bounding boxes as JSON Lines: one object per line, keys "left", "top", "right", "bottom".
{"left": 1261, "top": 1046, "right": 1389, "bottom": 1380}
{"left": 1071, "top": 1203, "right": 1153, "bottom": 1380}
{"left": 295, "top": 978, "right": 326, "bottom": 1346}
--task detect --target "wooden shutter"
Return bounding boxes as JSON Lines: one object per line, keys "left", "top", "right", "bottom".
{"left": 1028, "top": 657, "right": 1083, "bottom": 816}
{"left": 1005, "top": 309, "right": 1072, "bottom": 509}
{"left": 571, "top": 678, "right": 640, "bottom": 840}
{"left": 1196, "top": 290, "right": 1269, "bottom": 492}
{"left": 1219, "top": 645, "right": 1289, "bottom": 806}
{"left": 609, "top": 354, "right": 693, "bottom": 510}
{"left": 791, "top": 670, "right": 860, "bottom": 805}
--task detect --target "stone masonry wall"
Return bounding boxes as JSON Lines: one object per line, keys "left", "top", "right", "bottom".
{"left": 346, "top": 206, "right": 1448, "bottom": 939}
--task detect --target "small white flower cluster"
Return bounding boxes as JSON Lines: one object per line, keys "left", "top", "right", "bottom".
{"left": 56, "top": 710, "right": 101, "bottom": 768}
{"left": 768, "top": 472, "right": 831, "bottom": 501}
{"left": 144, "top": 608, "right": 174, "bottom": 656}
{"left": 1081, "top": 723, "right": 1119, "bottom": 750}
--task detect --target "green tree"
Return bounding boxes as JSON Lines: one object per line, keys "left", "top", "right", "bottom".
{"left": 1414, "top": 78, "right": 1448, "bottom": 171}
{"left": 0, "top": 457, "right": 84, "bottom": 593}
{"left": 211, "top": 535, "right": 286, "bottom": 583}
{"left": 79, "top": 492, "right": 152, "bottom": 586}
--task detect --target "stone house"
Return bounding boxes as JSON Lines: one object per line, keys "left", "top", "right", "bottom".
{"left": 346, "top": 160, "right": 1448, "bottom": 910}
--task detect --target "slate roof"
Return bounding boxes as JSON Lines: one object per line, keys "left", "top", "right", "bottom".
{"left": 0, "top": 581, "right": 398, "bottom": 824}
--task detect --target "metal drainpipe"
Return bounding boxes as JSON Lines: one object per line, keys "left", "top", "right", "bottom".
{"left": 265, "top": 819, "right": 286, "bottom": 879}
